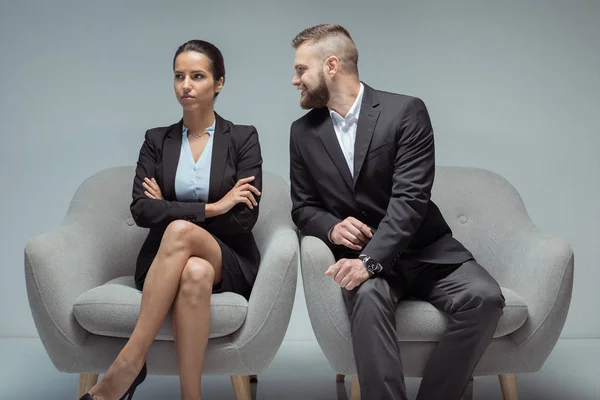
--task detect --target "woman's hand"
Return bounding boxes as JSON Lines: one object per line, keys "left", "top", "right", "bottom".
{"left": 143, "top": 177, "right": 163, "bottom": 200}
{"left": 215, "top": 176, "right": 261, "bottom": 214}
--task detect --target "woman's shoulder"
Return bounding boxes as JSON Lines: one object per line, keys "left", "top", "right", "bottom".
{"left": 218, "top": 115, "right": 258, "bottom": 138}
{"left": 144, "top": 121, "right": 182, "bottom": 142}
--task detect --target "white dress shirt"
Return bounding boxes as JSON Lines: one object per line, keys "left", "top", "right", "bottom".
{"left": 328, "top": 83, "right": 364, "bottom": 177}
{"left": 327, "top": 83, "right": 364, "bottom": 243}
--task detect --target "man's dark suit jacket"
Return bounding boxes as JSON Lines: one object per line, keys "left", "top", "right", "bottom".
{"left": 290, "top": 83, "right": 472, "bottom": 271}
{"left": 130, "top": 113, "right": 262, "bottom": 289}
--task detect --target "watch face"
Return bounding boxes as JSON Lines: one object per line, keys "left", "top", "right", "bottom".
{"left": 361, "top": 256, "right": 382, "bottom": 276}
{"left": 366, "top": 259, "right": 377, "bottom": 271}
{"left": 367, "top": 259, "right": 382, "bottom": 274}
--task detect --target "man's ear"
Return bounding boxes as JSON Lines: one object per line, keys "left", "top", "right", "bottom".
{"left": 324, "top": 55, "right": 340, "bottom": 76}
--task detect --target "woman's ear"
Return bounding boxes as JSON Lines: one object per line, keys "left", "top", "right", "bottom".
{"left": 215, "top": 77, "right": 224, "bottom": 93}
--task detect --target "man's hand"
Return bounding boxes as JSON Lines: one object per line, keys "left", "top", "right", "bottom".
{"left": 330, "top": 217, "right": 373, "bottom": 251}
{"left": 325, "top": 258, "right": 370, "bottom": 291}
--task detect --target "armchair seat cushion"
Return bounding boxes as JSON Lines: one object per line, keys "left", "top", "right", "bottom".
{"left": 395, "top": 287, "right": 527, "bottom": 341}
{"left": 73, "top": 276, "right": 248, "bottom": 340}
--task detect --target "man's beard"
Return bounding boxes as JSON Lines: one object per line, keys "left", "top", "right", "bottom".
{"left": 300, "top": 72, "right": 330, "bottom": 109}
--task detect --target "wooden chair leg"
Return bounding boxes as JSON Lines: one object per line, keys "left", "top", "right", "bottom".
{"left": 249, "top": 374, "right": 258, "bottom": 383}
{"left": 336, "top": 373, "right": 345, "bottom": 382}
{"left": 499, "top": 374, "right": 518, "bottom": 400}
{"left": 351, "top": 375, "right": 361, "bottom": 400}
{"left": 77, "top": 373, "right": 98, "bottom": 399}
{"left": 231, "top": 375, "right": 252, "bottom": 400}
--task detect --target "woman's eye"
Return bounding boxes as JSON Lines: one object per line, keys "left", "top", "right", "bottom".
{"left": 194, "top": 74, "right": 204, "bottom": 79}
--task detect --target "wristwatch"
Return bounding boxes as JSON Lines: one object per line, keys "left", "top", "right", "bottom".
{"left": 358, "top": 254, "right": 383, "bottom": 278}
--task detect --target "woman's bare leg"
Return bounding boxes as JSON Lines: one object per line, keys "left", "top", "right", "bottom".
{"left": 173, "top": 257, "right": 219, "bottom": 400}
{"left": 88, "top": 220, "right": 223, "bottom": 400}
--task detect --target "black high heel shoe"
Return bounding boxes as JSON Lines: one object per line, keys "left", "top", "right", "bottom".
{"left": 79, "top": 362, "right": 147, "bottom": 400}
{"left": 119, "top": 362, "right": 147, "bottom": 400}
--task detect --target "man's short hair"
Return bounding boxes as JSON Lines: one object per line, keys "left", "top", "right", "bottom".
{"left": 292, "top": 24, "right": 359, "bottom": 75}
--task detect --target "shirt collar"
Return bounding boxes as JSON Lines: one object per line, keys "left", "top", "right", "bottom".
{"left": 182, "top": 119, "right": 216, "bottom": 136}
{"left": 329, "top": 82, "right": 364, "bottom": 125}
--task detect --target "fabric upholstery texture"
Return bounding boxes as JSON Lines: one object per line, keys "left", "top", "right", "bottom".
{"left": 25, "top": 167, "right": 298, "bottom": 375}
{"left": 73, "top": 276, "right": 248, "bottom": 340}
{"left": 300, "top": 166, "right": 574, "bottom": 376}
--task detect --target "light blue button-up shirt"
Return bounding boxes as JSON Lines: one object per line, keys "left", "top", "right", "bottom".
{"left": 174, "top": 121, "right": 215, "bottom": 202}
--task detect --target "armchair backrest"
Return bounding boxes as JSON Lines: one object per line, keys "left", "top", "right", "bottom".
{"left": 62, "top": 167, "right": 292, "bottom": 281}
{"left": 431, "top": 166, "right": 536, "bottom": 286}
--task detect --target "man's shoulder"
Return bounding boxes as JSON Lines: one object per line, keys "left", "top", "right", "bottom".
{"left": 368, "top": 85, "right": 423, "bottom": 109}
{"left": 290, "top": 107, "right": 327, "bottom": 134}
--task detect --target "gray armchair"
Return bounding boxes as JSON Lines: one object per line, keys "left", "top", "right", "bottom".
{"left": 300, "top": 166, "right": 574, "bottom": 400}
{"left": 25, "top": 167, "right": 298, "bottom": 400}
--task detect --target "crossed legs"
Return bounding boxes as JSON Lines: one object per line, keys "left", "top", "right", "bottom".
{"left": 88, "top": 220, "right": 223, "bottom": 400}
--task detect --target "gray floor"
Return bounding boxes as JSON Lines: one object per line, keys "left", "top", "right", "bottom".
{"left": 0, "top": 338, "right": 597, "bottom": 399}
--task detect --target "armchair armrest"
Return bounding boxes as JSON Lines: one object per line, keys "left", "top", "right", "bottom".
{"left": 502, "top": 230, "right": 574, "bottom": 370}
{"left": 228, "top": 171, "right": 299, "bottom": 373}
{"left": 299, "top": 235, "right": 355, "bottom": 373}
{"left": 230, "top": 226, "right": 298, "bottom": 373}
{"left": 25, "top": 221, "right": 128, "bottom": 371}
{"left": 24, "top": 166, "right": 146, "bottom": 371}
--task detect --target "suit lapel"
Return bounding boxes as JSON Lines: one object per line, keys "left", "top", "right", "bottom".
{"left": 314, "top": 109, "right": 354, "bottom": 190}
{"left": 353, "top": 84, "right": 381, "bottom": 186}
{"left": 208, "top": 113, "right": 229, "bottom": 203}
{"left": 162, "top": 119, "right": 184, "bottom": 201}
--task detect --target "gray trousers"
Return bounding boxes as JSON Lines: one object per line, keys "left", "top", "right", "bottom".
{"left": 342, "top": 259, "right": 505, "bottom": 400}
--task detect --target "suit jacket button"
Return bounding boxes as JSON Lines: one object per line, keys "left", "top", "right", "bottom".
{"left": 361, "top": 210, "right": 368, "bottom": 217}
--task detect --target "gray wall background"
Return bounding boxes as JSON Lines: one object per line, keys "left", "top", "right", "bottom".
{"left": 1, "top": 0, "right": 598, "bottom": 342}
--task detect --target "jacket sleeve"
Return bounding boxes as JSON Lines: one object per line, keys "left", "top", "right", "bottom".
{"left": 204, "top": 127, "right": 263, "bottom": 235}
{"left": 362, "top": 97, "right": 435, "bottom": 269}
{"left": 290, "top": 122, "right": 341, "bottom": 247}
{"left": 130, "top": 130, "right": 207, "bottom": 228}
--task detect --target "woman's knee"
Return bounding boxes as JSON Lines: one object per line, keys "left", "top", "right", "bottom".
{"left": 178, "top": 257, "right": 215, "bottom": 301}
{"left": 161, "top": 220, "right": 196, "bottom": 253}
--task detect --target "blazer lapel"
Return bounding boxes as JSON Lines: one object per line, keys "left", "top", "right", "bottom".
{"left": 314, "top": 109, "right": 354, "bottom": 190}
{"left": 353, "top": 84, "right": 381, "bottom": 186}
{"left": 208, "top": 113, "right": 229, "bottom": 203}
{"left": 162, "top": 119, "right": 184, "bottom": 201}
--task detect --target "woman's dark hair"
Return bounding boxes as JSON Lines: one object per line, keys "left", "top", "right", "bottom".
{"left": 173, "top": 40, "right": 225, "bottom": 98}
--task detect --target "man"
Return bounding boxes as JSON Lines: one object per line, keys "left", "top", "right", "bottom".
{"left": 289, "top": 24, "right": 505, "bottom": 400}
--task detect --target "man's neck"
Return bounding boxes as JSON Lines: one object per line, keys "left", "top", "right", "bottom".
{"left": 327, "top": 79, "right": 361, "bottom": 117}
{"left": 183, "top": 109, "right": 215, "bottom": 133}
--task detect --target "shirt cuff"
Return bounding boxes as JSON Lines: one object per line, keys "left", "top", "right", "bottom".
{"left": 327, "top": 225, "right": 336, "bottom": 243}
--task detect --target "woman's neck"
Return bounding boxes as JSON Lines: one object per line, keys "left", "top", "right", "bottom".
{"left": 183, "top": 108, "right": 215, "bottom": 133}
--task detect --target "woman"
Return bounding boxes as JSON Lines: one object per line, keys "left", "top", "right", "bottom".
{"left": 81, "top": 40, "right": 262, "bottom": 400}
